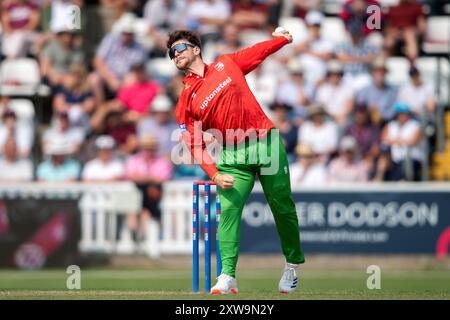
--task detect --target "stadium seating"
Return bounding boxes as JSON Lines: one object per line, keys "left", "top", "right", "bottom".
{"left": 422, "top": 16, "right": 450, "bottom": 56}
{"left": 416, "top": 57, "right": 450, "bottom": 104}
{"left": 321, "top": 17, "right": 350, "bottom": 45}
{"left": 386, "top": 57, "right": 410, "bottom": 86}
{"left": 6, "top": 99, "right": 35, "bottom": 128}
{"left": 278, "top": 17, "right": 308, "bottom": 43}
{"left": 0, "top": 58, "right": 50, "bottom": 97}
{"left": 146, "top": 57, "right": 179, "bottom": 85}
{"left": 386, "top": 57, "right": 450, "bottom": 103}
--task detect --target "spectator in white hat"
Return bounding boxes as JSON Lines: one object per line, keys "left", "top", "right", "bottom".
{"left": 289, "top": 143, "right": 327, "bottom": 188}
{"left": 37, "top": 141, "right": 81, "bottom": 182}
{"left": 315, "top": 60, "right": 354, "bottom": 127}
{"left": 137, "top": 94, "right": 178, "bottom": 159}
{"left": 298, "top": 103, "right": 339, "bottom": 160}
{"left": 81, "top": 135, "right": 125, "bottom": 182}
{"left": 328, "top": 135, "right": 369, "bottom": 183}
{"left": 92, "top": 17, "right": 147, "bottom": 103}
{"left": 275, "top": 59, "right": 315, "bottom": 123}
{"left": 292, "top": 10, "right": 334, "bottom": 86}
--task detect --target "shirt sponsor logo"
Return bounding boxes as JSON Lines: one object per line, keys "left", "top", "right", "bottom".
{"left": 200, "top": 76, "right": 232, "bottom": 110}
{"left": 214, "top": 62, "right": 225, "bottom": 72}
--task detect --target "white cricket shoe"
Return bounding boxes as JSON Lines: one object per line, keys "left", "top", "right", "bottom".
{"left": 211, "top": 274, "right": 238, "bottom": 294}
{"left": 279, "top": 264, "right": 299, "bottom": 294}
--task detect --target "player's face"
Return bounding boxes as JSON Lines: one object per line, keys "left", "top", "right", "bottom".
{"left": 170, "top": 40, "right": 198, "bottom": 70}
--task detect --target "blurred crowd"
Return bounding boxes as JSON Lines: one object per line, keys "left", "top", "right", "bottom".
{"left": 0, "top": 0, "right": 448, "bottom": 228}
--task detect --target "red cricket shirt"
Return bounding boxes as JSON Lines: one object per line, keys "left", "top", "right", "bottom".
{"left": 175, "top": 36, "right": 289, "bottom": 179}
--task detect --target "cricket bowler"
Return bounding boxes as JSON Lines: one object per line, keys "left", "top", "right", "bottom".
{"left": 168, "top": 28, "right": 305, "bottom": 294}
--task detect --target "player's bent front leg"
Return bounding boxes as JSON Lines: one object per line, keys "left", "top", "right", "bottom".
{"left": 212, "top": 163, "right": 255, "bottom": 294}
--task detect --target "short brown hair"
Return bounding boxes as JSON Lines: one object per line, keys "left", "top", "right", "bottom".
{"left": 167, "top": 30, "right": 202, "bottom": 50}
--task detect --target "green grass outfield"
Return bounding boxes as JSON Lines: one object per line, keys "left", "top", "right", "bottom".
{"left": 1, "top": 268, "right": 449, "bottom": 300}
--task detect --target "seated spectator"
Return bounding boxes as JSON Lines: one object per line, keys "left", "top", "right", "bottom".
{"left": 340, "top": 0, "right": 382, "bottom": 38}
{"left": 1, "top": 0, "right": 40, "bottom": 58}
{"left": 166, "top": 73, "right": 185, "bottom": 102}
{"left": 328, "top": 136, "right": 368, "bottom": 183}
{"left": 0, "top": 108, "right": 33, "bottom": 158}
{"left": 355, "top": 58, "right": 397, "bottom": 126}
{"left": 81, "top": 135, "right": 124, "bottom": 182}
{"left": 397, "top": 65, "right": 436, "bottom": 120}
{"left": 293, "top": 10, "right": 334, "bottom": 86}
{"left": 37, "top": 141, "right": 81, "bottom": 182}
{"left": 230, "top": 0, "right": 268, "bottom": 31}
{"left": 203, "top": 22, "right": 242, "bottom": 62}
{"left": 143, "top": 0, "right": 187, "bottom": 54}
{"left": 143, "top": 0, "right": 186, "bottom": 34}
{"left": 275, "top": 59, "right": 314, "bottom": 123}
{"left": 343, "top": 103, "right": 381, "bottom": 163}
{"left": 0, "top": 137, "right": 33, "bottom": 181}
{"left": 315, "top": 60, "right": 354, "bottom": 127}
{"left": 53, "top": 64, "right": 95, "bottom": 134}
{"left": 290, "top": 143, "right": 327, "bottom": 187}
{"left": 381, "top": 102, "right": 424, "bottom": 181}
{"left": 335, "top": 24, "right": 379, "bottom": 92}
{"left": 291, "top": 0, "right": 322, "bottom": 19}
{"left": 384, "top": 0, "right": 426, "bottom": 62}
{"left": 298, "top": 104, "right": 339, "bottom": 160}
{"left": 185, "top": 0, "right": 231, "bottom": 44}
{"left": 269, "top": 102, "right": 298, "bottom": 163}
{"left": 42, "top": 111, "right": 84, "bottom": 156}
{"left": 114, "top": 63, "right": 161, "bottom": 118}
{"left": 91, "top": 106, "right": 138, "bottom": 157}
{"left": 246, "top": 65, "right": 279, "bottom": 113}
{"left": 369, "top": 144, "right": 404, "bottom": 181}
{"left": 92, "top": 19, "right": 147, "bottom": 103}
{"left": 137, "top": 94, "right": 178, "bottom": 159}
{"left": 40, "top": 28, "right": 85, "bottom": 87}
{"left": 125, "top": 135, "right": 173, "bottom": 239}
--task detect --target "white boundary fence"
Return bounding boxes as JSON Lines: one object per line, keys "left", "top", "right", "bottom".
{"left": 155, "top": 181, "right": 450, "bottom": 257}
{"left": 0, "top": 182, "right": 145, "bottom": 256}
{"left": 3, "top": 181, "right": 450, "bottom": 259}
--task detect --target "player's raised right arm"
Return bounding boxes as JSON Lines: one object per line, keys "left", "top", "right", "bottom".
{"left": 226, "top": 31, "right": 292, "bottom": 75}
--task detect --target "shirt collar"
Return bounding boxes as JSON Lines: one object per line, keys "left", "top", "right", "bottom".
{"left": 183, "top": 63, "right": 209, "bottom": 84}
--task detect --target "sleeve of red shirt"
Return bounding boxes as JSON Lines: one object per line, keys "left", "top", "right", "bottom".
{"left": 226, "top": 36, "right": 289, "bottom": 75}
{"left": 175, "top": 97, "right": 219, "bottom": 180}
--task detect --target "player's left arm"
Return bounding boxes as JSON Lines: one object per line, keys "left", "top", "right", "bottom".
{"left": 226, "top": 30, "right": 293, "bottom": 75}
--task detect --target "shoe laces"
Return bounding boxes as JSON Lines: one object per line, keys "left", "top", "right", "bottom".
{"left": 282, "top": 267, "right": 296, "bottom": 282}
{"left": 217, "top": 274, "right": 234, "bottom": 282}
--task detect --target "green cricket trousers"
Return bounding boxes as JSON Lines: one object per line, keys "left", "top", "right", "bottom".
{"left": 216, "top": 129, "right": 305, "bottom": 278}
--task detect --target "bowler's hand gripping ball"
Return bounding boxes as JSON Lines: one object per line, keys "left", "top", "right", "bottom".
{"left": 272, "top": 26, "right": 292, "bottom": 43}
{"left": 274, "top": 27, "right": 287, "bottom": 34}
